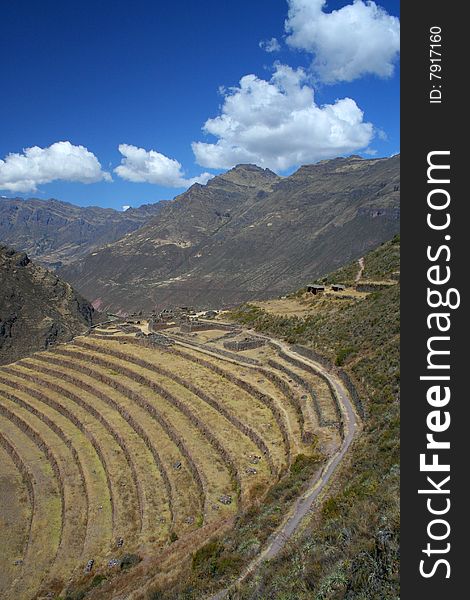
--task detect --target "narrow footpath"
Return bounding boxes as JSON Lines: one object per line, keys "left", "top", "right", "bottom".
{"left": 355, "top": 256, "right": 365, "bottom": 283}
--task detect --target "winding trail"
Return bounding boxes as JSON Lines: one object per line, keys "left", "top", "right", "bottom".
{"left": 355, "top": 256, "right": 365, "bottom": 283}
{"left": 209, "top": 339, "right": 359, "bottom": 600}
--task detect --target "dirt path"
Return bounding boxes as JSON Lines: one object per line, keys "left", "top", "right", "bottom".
{"left": 209, "top": 340, "right": 359, "bottom": 599}
{"left": 355, "top": 256, "right": 365, "bottom": 283}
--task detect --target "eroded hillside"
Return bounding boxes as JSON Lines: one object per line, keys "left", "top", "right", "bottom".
{"left": 0, "top": 197, "right": 166, "bottom": 269}
{"left": 60, "top": 156, "right": 399, "bottom": 313}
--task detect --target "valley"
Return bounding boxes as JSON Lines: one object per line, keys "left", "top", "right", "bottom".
{"left": 0, "top": 160, "right": 400, "bottom": 600}
{"left": 0, "top": 198, "right": 166, "bottom": 269}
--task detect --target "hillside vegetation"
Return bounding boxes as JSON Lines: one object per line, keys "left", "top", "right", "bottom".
{"left": 224, "top": 237, "right": 400, "bottom": 599}
{"left": 0, "top": 236, "right": 399, "bottom": 600}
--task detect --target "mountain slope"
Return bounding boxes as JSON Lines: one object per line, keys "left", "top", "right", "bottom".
{"left": 0, "top": 196, "right": 167, "bottom": 268}
{"left": 232, "top": 239, "right": 400, "bottom": 599}
{"left": 153, "top": 237, "right": 400, "bottom": 599}
{"left": 60, "top": 156, "right": 399, "bottom": 314}
{"left": 0, "top": 245, "right": 95, "bottom": 364}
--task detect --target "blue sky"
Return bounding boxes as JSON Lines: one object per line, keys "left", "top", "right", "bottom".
{"left": 0, "top": 0, "right": 400, "bottom": 209}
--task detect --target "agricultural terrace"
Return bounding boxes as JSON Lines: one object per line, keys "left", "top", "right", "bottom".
{"left": 0, "top": 319, "right": 343, "bottom": 599}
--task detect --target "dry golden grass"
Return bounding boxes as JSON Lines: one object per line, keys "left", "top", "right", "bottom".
{"left": 89, "top": 338, "right": 284, "bottom": 475}
{"left": 253, "top": 289, "right": 368, "bottom": 318}
{"left": 169, "top": 342, "right": 304, "bottom": 456}
{"left": 44, "top": 346, "right": 229, "bottom": 526}
{"left": 0, "top": 391, "right": 89, "bottom": 586}
{"left": 253, "top": 297, "right": 315, "bottom": 317}
{"left": 0, "top": 323, "right": 342, "bottom": 599}
{"left": 272, "top": 355, "right": 340, "bottom": 426}
{"left": 73, "top": 341, "right": 272, "bottom": 503}
{"left": 0, "top": 444, "right": 30, "bottom": 596}
{"left": 57, "top": 348, "right": 235, "bottom": 520}
{"left": 26, "top": 353, "right": 176, "bottom": 541}
{"left": 0, "top": 414, "right": 62, "bottom": 600}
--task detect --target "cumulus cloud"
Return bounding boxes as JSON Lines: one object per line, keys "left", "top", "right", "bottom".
{"left": 192, "top": 63, "right": 373, "bottom": 171}
{"left": 0, "top": 141, "right": 111, "bottom": 193}
{"left": 114, "top": 144, "right": 213, "bottom": 188}
{"left": 285, "top": 0, "right": 400, "bottom": 83}
{"left": 259, "top": 37, "right": 281, "bottom": 53}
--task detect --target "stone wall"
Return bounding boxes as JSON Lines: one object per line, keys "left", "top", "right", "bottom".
{"left": 355, "top": 282, "right": 394, "bottom": 293}
{"left": 223, "top": 338, "right": 266, "bottom": 352}
{"left": 291, "top": 344, "right": 365, "bottom": 418}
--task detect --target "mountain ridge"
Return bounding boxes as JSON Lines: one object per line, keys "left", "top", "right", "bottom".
{"left": 0, "top": 196, "right": 168, "bottom": 268}
{"left": 59, "top": 154, "right": 400, "bottom": 313}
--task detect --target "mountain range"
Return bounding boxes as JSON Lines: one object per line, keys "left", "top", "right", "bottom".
{"left": 1, "top": 155, "right": 400, "bottom": 315}
{"left": 60, "top": 155, "right": 400, "bottom": 313}
{"left": 0, "top": 196, "right": 166, "bottom": 269}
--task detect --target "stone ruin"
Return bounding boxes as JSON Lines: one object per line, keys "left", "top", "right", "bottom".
{"left": 179, "top": 319, "right": 215, "bottom": 333}
{"left": 158, "top": 306, "right": 196, "bottom": 321}
{"left": 135, "top": 332, "right": 174, "bottom": 347}
{"left": 223, "top": 336, "right": 266, "bottom": 352}
{"left": 203, "top": 310, "right": 219, "bottom": 319}
{"left": 148, "top": 318, "right": 174, "bottom": 332}
{"left": 306, "top": 284, "right": 325, "bottom": 295}
{"left": 117, "top": 324, "right": 141, "bottom": 334}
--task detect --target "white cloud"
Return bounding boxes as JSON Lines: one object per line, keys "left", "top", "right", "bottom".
{"left": 259, "top": 37, "right": 281, "bottom": 53}
{"left": 192, "top": 63, "right": 373, "bottom": 172}
{"left": 114, "top": 144, "right": 213, "bottom": 188}
{"left": 285, "top": 0, "right": 400, "bottom": 83}
{"left": 376, "top": 128, "right": 388, "bottom": 141}
{"left": 0, "top": 141, "right": 111, "bottom": 193}
{"left": 122, "top": 205, "right": 131, "bottom": 211}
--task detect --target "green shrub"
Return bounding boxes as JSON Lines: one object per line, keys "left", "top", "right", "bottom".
{"left": 91, "top": 574, "right": 107, "bottom": 587}
{"left": 335, "top": 345, "right": 356, "bottom": 366}
{"left": 120, "top": 553, "right": 141, "bottom": 570}
{"left": 170, "top": 531, "right": 179, "bottom": 543}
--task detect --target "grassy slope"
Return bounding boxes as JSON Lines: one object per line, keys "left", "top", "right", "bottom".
{"left": 226, "top": 236, "right": 400, "bottom": 599}
{"left": 146, "top": 236, "right": 400, "bottom": 599}
{"left": 317, "top": 234, "right": 400, "bottom": 286}
{"left": 147, "top": 452, "right": 323, "bottom": 600}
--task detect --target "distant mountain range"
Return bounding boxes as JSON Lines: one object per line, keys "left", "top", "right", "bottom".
{"left": 0, "top": 196, "right": 167, "bottom": 269}
{"left": 0, "top": 245, "right": 95, "bottom": 364}
{"left": 60, "top": 155, "right": 400, "bottom": 313}
{"left": 1, "top": 155, "right": 400, "bottom": 314}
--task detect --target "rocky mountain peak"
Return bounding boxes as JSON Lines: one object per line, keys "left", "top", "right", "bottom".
{"left": 211, "top": 163, "right": 280, "bottom": 188}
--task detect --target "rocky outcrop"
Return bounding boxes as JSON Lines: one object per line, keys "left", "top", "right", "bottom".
{"left": 0, "top": 245, "right": 95, "bottom": 364}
